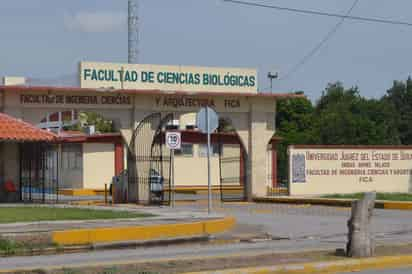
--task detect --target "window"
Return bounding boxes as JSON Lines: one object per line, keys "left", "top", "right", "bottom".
{"left": 62, "top": 144, "right": 83, "bottom": 170}
{"left": 199, "top": 144, "right": 220, "bottom": 157}
{"left": 174, "top": 143, "right": 193, "bottom": 157}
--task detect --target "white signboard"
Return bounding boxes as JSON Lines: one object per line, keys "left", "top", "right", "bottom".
{"left": 80, "top": 61, "right": 257, "bottom": 93}
{"left": 289, "top": 146, "right": 412, "bottom": 196}
{"left": 166, "top": 132, "right": 181, "bottom": 150}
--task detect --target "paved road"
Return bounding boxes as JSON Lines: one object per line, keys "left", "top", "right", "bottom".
{"left": 2, "top": 202, "right": 412, "bottom": 271}
{"left": 180, "top": 200, "right": 412, "bottom": 245}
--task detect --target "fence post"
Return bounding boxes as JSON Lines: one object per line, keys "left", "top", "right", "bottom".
{"left": 111, "top": 178, "right": 115, "bottom": 205}
{"left": 104, "top": 183, "right": 108, "bottom": 205}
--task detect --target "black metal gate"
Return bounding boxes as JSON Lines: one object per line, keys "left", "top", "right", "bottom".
{"left": 218, "top": 131, "right": 247, "bottom": 202}
{"left": 20, "top": 143, "right": 59, "bottom": 203}
{"left": 128, "top": 113, "right": 173, "bottom": 205}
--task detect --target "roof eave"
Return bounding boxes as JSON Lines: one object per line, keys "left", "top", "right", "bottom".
{"left": 0, "top": 85, "right": 305, "bottom": 99}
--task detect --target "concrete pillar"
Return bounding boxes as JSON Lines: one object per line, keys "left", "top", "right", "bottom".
{"left": 127, "top": 96, "right": 139, "bottom": 203}
{"left": 130, "top": 96, "right": 159, "bottom": 204}
{"left": 247, "top": 98, "right": 276, "bottom": 199}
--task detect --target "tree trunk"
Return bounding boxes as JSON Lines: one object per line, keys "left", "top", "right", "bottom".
{"left": 346, "top": 192, "right": 376, "bottom": 257}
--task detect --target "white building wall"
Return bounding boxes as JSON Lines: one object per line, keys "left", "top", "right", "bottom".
{"left": 83, "top": 143, "right": 115, "bottom": 189}
{"left": 174, "top": 144, "right": 220, "bottom": 187}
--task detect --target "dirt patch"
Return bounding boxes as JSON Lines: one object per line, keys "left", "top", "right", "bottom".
{"left": 8, "top": 244, "right": 412, "bottom": 274}
{"left": 2, "top": 232, "right": 52, "bottom": 246}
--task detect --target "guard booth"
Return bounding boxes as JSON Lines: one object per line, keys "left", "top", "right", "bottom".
{"left": 0, "top": 113, "right": 58, "bottom": 203}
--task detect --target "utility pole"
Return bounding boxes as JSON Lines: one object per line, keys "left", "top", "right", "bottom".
{"left": 128, "top": 0, "right": 139, "bottom": 64}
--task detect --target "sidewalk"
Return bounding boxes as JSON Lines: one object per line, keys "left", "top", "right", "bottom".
{"left": 0, "top": 204, "right": 235, "bottom": 246}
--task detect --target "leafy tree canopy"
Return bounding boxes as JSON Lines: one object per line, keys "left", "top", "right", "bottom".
{"left": 383, "top": 77, "right": 412, "bottom": 144}
{"left": 313, "top": 82, "right": 399, "bottom": 145}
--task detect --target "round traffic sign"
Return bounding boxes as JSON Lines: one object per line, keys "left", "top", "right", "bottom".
{"left": 196, "top": 107, "right": 219, "bottom": 134}
{"left": 165, "top": 131, "right": 181, "bottom": 150}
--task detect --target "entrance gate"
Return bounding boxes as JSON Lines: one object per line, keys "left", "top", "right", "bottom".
{"left": 127, "top": 112, "right": 247, "bottom": 204}
{"left": 217, "top": 126, "right": 247, "bottom": 202}
{"left": 128, "top": 113, "right": 173, "bottom": 205}
{"left": 20, "top": 143, "right": 59, "bottom": 203}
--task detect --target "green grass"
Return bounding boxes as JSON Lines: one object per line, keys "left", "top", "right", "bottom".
{"left": 0, "top": 239, "right": 22, "bottom": 254}
{"left": 0, "top": 207, "right": 152, "bottom": 223}
{"left": 322, "top": 192, "right": 412, "bottom": 201}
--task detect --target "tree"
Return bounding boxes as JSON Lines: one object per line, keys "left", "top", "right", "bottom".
{"left": 314, "top": 82, "right": 399, "bottom": 145}
{"left": 383, "top": 77, "right": 412, "bottom": 144}
{"left": 275, "top": 96, "right": 316, "bottom": 183}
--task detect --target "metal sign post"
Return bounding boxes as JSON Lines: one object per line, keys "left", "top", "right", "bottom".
{"left": 197, "top": 107, "right": 218, "bottom": 214}
{"left": 170, "top": 148, "right": 175, "bottom": 208}
{"left": 166, "top": 131, "right": 181, "bottom": 208}
{"left": 206, "top": 107, "right": 212, "bottom": 214}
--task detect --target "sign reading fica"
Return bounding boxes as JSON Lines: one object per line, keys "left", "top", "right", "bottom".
{"left": 80, "top": 61, "right": 257, "bottom": 93}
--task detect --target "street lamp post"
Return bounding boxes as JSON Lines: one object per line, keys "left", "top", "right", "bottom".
{"left": 267, "top": 72, "right": 278, "bottom": 93}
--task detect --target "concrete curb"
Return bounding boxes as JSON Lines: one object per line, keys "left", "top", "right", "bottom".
{"left": 0, "top": 235, "right": 210, "bottom": 258}
{"left": 52, "top": 216, "right": 236, "bottom": 245}
{"left": 185, "top": 254, "right": 412, "bottom": 274}
{"left": 254, "top": 196, "right": 412, "bottom": 210}
{"left": 59, "top": 189, "right": 104, "bottom": 196}
{"left": 383, "top": 201, "right": 412, "bottom": 210}
{"left": 60, "top": 186, "right": 243, "bottom": 196}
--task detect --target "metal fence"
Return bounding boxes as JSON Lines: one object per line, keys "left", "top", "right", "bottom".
{"left": 20, "top": 143, "right": 59, "bottom": 203}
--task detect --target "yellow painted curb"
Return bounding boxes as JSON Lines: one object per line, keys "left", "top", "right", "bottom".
{"left": 254, "top": 197, "right": 354, "bottom": 207}
{"left": 184, "top": 254, "right": 412, "bottom": 274}
{"left": 384, "top": 201, "right": 412, "bottom": 210}
{"left": 170, "top": 186, "right": 244, "bottom": 195}
{"left": 61, "top": 187, "right": 243, "bottom": 196}
{"left": 59, "top": 189, "right": 105, "bottom": 196}
{"left": 254, "top": 196, "right": 412, "bottom": 211}
{"left": 52, "top": 216, "right": 235, "bottom": 245}
{"left": 69, "top": 200, "right": 106, "bottom": 206}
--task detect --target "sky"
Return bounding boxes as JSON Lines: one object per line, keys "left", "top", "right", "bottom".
{"left": 1, "top": 0, "right": 412, "bottom": 101}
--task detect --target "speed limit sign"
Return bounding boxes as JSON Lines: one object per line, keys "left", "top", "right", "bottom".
{"left": 166, "top": 132, "right": 181, "bottom": 150}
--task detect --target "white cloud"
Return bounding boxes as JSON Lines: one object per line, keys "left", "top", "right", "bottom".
{"left": 64, "top": 11, "right": 126, "bottom": 33}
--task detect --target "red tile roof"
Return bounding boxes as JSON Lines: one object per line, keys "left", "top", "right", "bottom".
{"left": 0, "top": 113, "right": 57, "bottom": 142}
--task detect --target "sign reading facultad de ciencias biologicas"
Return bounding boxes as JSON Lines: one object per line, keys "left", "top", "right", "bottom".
{"left": 80, "top": 62, "right": 258, "bottom": 93}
